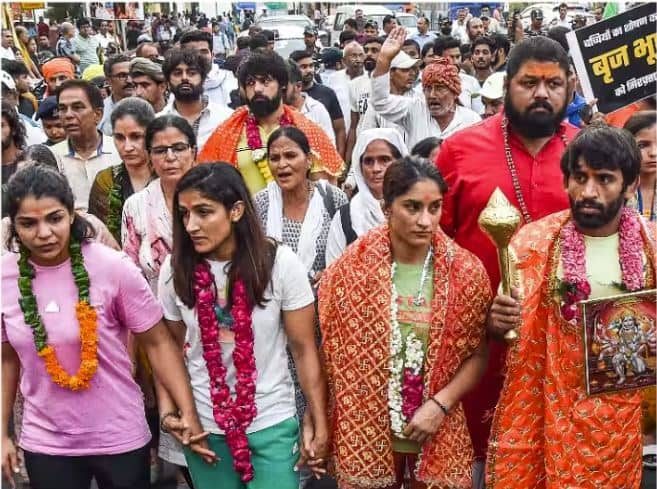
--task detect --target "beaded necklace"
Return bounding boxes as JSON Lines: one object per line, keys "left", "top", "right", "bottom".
{"left": 502, "top": 117, "right": 569, "bottom": 224}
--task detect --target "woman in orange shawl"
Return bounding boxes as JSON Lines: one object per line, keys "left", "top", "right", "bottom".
{"left": 318, "top": 156, "right": 491, "bottom": 489}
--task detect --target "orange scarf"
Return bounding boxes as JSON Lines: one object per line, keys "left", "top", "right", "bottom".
{"left": 487, "top": 210, "right": 656, "bottom": 489}
{"left": 318, "top": 225, "right": 491, "bottom": 489}
{"left": 198, "top": 105, "right": 344, "bottom": 177}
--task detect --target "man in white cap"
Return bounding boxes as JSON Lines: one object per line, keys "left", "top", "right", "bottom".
{"left": 478, "top": 71, "right": 505, "bottom": 118}
{"left": 361, "top": 49, "right": 419, "bottom": 142}
{"left": 1, "top": 71, "right": 47, "bottom": 146}
{"left": 371, "top": 27, "right": 481, "bottom": 149}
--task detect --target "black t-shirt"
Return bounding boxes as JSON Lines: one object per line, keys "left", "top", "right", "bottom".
{"left": 18, "top": 97, "right": 35, "bottom": 118}
{"left": 126, "top": 29, "right": 140, "bottom": 50}
{"left": 304, "top": 83, "right": 343, "bottom": 122}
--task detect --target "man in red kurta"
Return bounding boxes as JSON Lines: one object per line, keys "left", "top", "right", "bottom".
{"left": 435, "top": 36, "right": 579, "bottom": 485}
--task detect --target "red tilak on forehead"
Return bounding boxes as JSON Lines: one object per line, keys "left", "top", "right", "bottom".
{"left": 518, "top": 61, "right": 565, "bottom": 80}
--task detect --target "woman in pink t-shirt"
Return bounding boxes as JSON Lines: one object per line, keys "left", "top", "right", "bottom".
{"left": 1, "top": 165, "right": 209, "bottom": 489}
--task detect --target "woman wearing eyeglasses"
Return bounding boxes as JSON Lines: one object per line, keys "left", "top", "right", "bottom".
{"left": 121, "top": 114, "right": 197, "bottom": 487}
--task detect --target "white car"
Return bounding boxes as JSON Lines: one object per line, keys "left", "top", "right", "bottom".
{"left": 255, "top": 14, "right": 328, "bottom": 47}
{"left": 395, "top": 13, "right": 418, "bottom": 38}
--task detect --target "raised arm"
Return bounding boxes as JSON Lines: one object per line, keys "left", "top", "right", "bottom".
{"left": 370, "top": 27, "right": 417, "bottom": 124}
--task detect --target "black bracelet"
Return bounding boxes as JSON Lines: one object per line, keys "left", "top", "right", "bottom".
{"left": 430, "top": 398, "right": 449, "bottom": 416}
{"left": 159, "top": 411, "right": 180, "bottom": 433}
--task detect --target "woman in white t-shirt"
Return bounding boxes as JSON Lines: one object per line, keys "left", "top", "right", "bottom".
{"left": 157, "top": 163, "right": 328, "bottom": 489}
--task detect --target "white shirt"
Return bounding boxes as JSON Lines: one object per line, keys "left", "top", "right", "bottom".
{"left": 370, "top": 72, "right": 481, "bottom": 149}
{"left": 95, "top": 32, "right": 113, "bottom": 49}
{"left": 451, "top": 21, "right": 469, "bottom": 44}
{"left": 459, "top": 72, "right": 485, "bottom": 115}
{"left": 98, "top": 96, "right": 117, "bottom": 136}
{"left": 0, "top": 46, "right": 15, "bottom": 60}
{"left": 157, "top": 98, "right": 233, "bottom": 152}
{"left": 212, "top": 31, "right": 230, "bottom": 54}
{"left": 326, "top": 69, "right": 354, "bottom": 133}
{"left": 348, "top": 73, "right": 372, "bottom": 133}
{"left": 360, "top": 95, "right": 410, "bottom": 143}
{"left": 204, "top": 64, "right": 238, "bottom": 108}
{"left": 51, "top": 135, "right": 120, "bottom": 211}
{"left": 553, "top": 18, "right": 572, "bottom": 29}
{"left": 299, "top": 93, "right": 335, "bottom": 144}
{"left": 158, "top": 245, "right": 314, "bottom": 435}
{"left": 19, "top": 113, "right": 47, "bottom": 146}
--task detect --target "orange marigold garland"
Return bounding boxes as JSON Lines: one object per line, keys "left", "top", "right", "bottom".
{"left": 18, "top": 238, "right": 98, "bottom": 391}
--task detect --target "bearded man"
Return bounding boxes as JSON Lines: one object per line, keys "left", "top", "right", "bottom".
{"left": 435, "top": 35, "right": 580, "bottom": 489}
{"left": 198, "top": 51, "right": 344, "bottom": 195}
{"left": 158, "top": 48, "right": 232, "bottom": 152}
{"left": 371, "top": 27, "right": 481, "bottom": 150}
{"left": 487, "top": 125, "right": 654, "bottom": 488}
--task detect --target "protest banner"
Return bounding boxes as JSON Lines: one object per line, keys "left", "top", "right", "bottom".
{"left": 567, "top": 3, "right": 656, "bottom": 114}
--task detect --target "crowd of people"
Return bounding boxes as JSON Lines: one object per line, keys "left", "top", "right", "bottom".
{"left": 1, "top": 4, "right": 656, "bottom": 489}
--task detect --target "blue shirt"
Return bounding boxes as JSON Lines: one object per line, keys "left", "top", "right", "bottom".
{"left": 410, "top": 31, "right": 437, "bottom": 50}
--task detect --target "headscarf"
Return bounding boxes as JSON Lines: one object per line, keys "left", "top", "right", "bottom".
{"left": 422, "top": 57, "right": 461, "bottom": 95}
{"left": 42, "top": 58, "right": 75, "bottom": 95}
{"left": 42, "top": 57, "right": 75, "bottom": 80}
{"left": 82, "top": 64, "right": 104, "bottom": 82}
{"left": 350, "top": 128, "right": 409, "bottom": 236}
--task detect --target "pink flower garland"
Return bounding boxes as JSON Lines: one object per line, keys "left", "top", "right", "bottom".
{"left": 401, "top": 370, "right": 423, "bottom": 420}
{"left": 194, "top": 262, "right": 258, "bottom": 482}
{"left": 245, "top": 112, "right": 294, "bottom": 153}
{"left": 560, "top": 207, "right": 644, "bottom": 320}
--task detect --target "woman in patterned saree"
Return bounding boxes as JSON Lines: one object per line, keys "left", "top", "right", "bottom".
{"left": 88, "top": 97, "right": 156, "bottom": 245}
{"left": 318, "top": 156, "right": 492, "bottom": 489}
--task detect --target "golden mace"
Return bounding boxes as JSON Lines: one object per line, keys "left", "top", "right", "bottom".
{"left": 478, "top": 188, "right": 522, "bottom": 342}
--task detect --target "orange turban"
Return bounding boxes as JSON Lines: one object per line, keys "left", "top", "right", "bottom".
{"left": 42, "top": 58, "right": 75, "bottom": 82}
{"left": 422, "top": 57, "right": 461, "bottom": 95}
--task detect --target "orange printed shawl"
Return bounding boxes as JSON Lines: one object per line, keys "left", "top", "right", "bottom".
{"left": 197, "top": 105, "right": 344, "bottom": 176}
{"left": 318, "top": 225, "right": 492, "bottom": 489}
{"left": 487, "top": 210, "right": 656, "bottom": 489}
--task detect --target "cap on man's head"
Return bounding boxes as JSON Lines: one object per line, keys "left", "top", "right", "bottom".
{"left": 479, "top": 71, "right": 505, "bottom": 100}
{"left": 531, "top": 9, "right": 544, "bottom": 20}
{"left": 364, "top": 19, "right": 378, "bottom": 29}
{"left": 137, "top": 33, "right": 153, "bottom": 44}
{"left": 390, "top": 51, "right": 420, "bottom": 70}
{"left": 304, "top": 26, "right": 318, "bottom": 36}
{"left": 130, "top": 57, "right": 165, "bottom": 82}
{"left": 321, "top": 48, "right": 342, "bottom": 65}
{"left": 1, "top": 70, "right": 15, "bottom": 91}
{"left": 36, "top": 96, "right": 59, "bottom": 120}
{"left": 82, "top": 64, "right": 104, "bottom": 82}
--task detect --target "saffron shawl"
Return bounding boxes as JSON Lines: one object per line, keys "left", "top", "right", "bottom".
{"left": 487, "top": 210, "right": 656, "bottom": 489}
{"left": 318, "top": 225, "right": 491, "bottom": 489}
{"left": 197, "top": 105, "right": 344, "bottom": 177}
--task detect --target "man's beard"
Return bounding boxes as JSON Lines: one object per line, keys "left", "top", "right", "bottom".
{"left": 302, "top": 73, "right": 314, "bottom": 86}
{"left": 364, "top": 57, "right": 376, "bottom": 72}
{"left": 474, "top": 59, "right": 491, "bottom": 70}
{"left": 570, "top": 194, "right": 624, "bottom": 230}
{"left": 247, "top": 91, "right": 282, "bottom": 118}
{"left": 171, "top": 81, "right": 203, "bottom": 102}
{"left": 504, "top": 91, "right": 567, "bottom": 138}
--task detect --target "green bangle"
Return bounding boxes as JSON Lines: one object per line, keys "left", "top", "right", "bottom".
{"left": 430, "top": 397, "right": 449, "bottom": 416}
